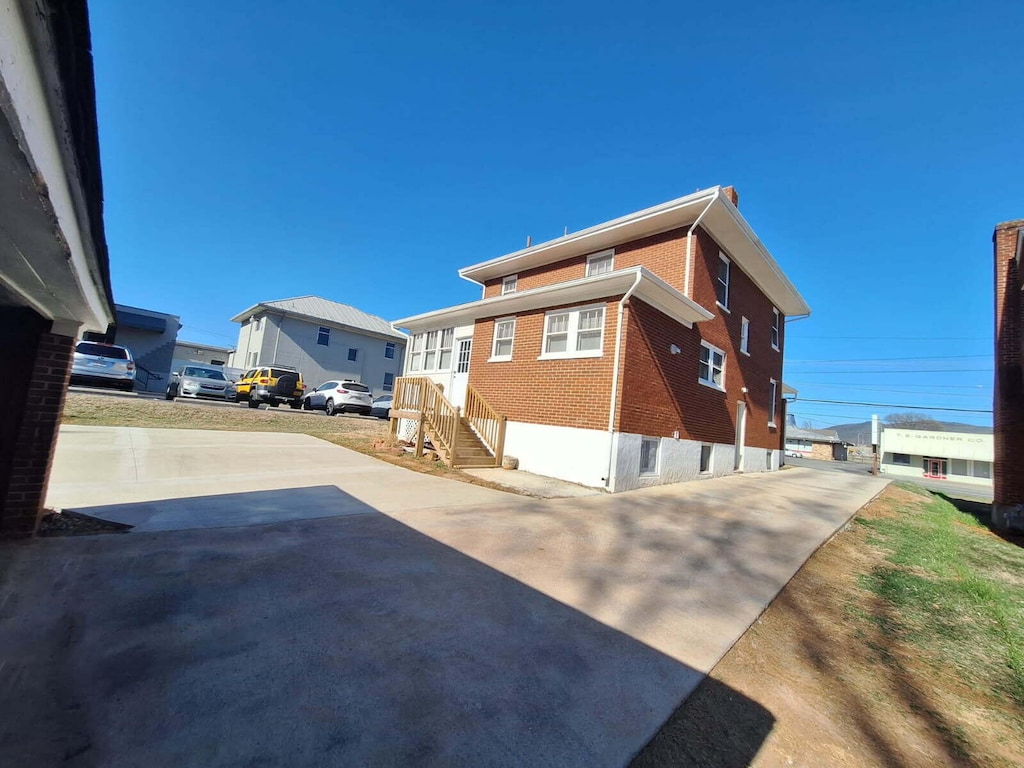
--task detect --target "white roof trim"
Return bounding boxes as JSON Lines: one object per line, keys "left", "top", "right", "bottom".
{"left": 393, "top": 267, "right": 714, "bottom": 332}
{"left": 457, "top": 186, "right": 811, "bottom": 317}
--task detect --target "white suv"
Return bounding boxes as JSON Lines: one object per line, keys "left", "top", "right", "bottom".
{"left": 301, "top": 380, "right": 373, "bottom": 416}
{"left": 70, "top": 342, "right": 136, "bottom": 391}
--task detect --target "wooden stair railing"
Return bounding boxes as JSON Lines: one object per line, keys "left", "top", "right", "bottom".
{"left": 390, "top": 377, "right": 507, "bottom": 468}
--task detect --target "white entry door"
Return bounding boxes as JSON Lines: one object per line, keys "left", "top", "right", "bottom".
{"left": 735, "top": 401, "right": 747, "bottom": 471}
{"left": 449, "top": 338, "right": 472, "bottom": 408}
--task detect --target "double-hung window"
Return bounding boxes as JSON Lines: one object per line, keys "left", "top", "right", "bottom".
{"left": 768, "top": 378, "right": 778, "bottom": 427}
{"left": 382, "top": 372, "right": 395, "bottom": 392}
{"left": 409, "top": 327, "right": 455, "bottom": 372}
{"left": 491, "top": 317, "right": 515, "bottom": 360}
{"left": 501, "top": 275, "right": 518, "bottom": 295}
{"left": 740, "top": 317, "right": 750, "bottom": 355}
{"left": 771, "top": 308, "right": 781, "bottom": 350}
{"left": 716, "top": 253, "right": 730, "bottom": 310}
{"left": 540, "top": 305, "right": 605, "bottom": 359}
{"left": 347, "top": 347, "right": 358, "bottom": 362}
{"left": 317, "top": 327, "right": 330, "bottom": 346}
{"left": 586, "top": 249, "right": 614, "bottom": 277}
{"left": 385, "top": 342, "right": 396, "bottom": 359}
{"left": 699, "top": 341, "right": 726, "bottom": 390}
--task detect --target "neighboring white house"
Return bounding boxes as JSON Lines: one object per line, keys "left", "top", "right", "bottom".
{"left": 880, "top": 428, "right": 993, "bottom": 488}
{"left": 228, "top": 296, "right": 406, "bottom": 396}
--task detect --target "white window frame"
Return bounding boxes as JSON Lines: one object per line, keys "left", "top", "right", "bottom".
{"left": 408, "top": 327, "right": 455, "bottom": 372}
{"left": 585, "top": 249, "right": 615, "bottom": 277}
{"left": 768, "top": 378, "right": 777, "bottom": 427}
{"left": 639, "top": 437, "right": 660, "bottom": 476}
{"left": 538, "top": 304, "right": 606, "bottom": 360}
{"left": 740, "top": 316, "right": 750, "bottom": 355}
{"left": 253, "top": 317, "right": 262, "bottom": 332}
{"left": 716, "top": 253, "right": 731, "bottom": 311}
{"left": 771, "top": 308, "right": 780, "bottom": 351}
{"left": 698, "top": 341, "right": 726, "bottom": 391}
{"left": 317, "top": 326, "right": 330, "bottom": 346}
{"left": 501, "top": 275, "right": 518, "bottom": 295}
{"left": 490, "top": 317, "right": 516, "bottom": 361}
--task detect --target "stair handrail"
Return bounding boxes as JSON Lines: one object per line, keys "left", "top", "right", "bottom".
{"left": 463, "top": 384, "right": 506, "bottom": 464}
{"left": 391, "top": 376, "right": 459, "bottom": 460}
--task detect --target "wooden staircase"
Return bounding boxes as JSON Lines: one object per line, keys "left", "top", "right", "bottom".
{"left": 390, "top": 377, "right": 506, "bottom": 469}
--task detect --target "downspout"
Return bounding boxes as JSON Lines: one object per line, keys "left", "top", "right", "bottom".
{"left": 272, "top": 314, "right": 283, "bottom": 363}
{"left": 683, "top": 189, "right": 720, "bottom": 298}
{"left": 604, "top": 270, "right": 644, "bottom": 490}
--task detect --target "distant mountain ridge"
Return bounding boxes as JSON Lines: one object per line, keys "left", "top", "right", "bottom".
{"left": 828, "top": 420, "right": 993, "bottom": 445}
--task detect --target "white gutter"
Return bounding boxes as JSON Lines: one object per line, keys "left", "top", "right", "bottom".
{"left": 604, "top": 270, "right": 644, "bottom": 489}
{"left": 683, "top": 188, "right": 719, "bottom": 298}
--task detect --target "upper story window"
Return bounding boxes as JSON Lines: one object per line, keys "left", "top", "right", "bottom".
{"left": 740, "top": 317, "right": 750, "bottom": 355}
{"left": 501, "top": 275, "right": 518, "bottom": 295}
{"left": 408, "top": 327, "right": 455, "bottom": 372}
{"left": 586, "top": 249, "right": 615, "bottom": 277}
{"left": 769, "top": 378, "right": 778, "bottom": 427}
{"left": 491, "top": 317, "right": 516, "bottom": 361}
{"left": 699, "top": 341, "right": 726, "bottom": 391}
{"left": 317, "top": 327, "right": 330, "bottom": 346}
{"left": 540, "top": 305, "right": 605, "bottom": 359}
{"left": 385, "top": 342, "right": 396, "bottom": 359}
{"left": 253, "top": 317, "right": 262, "bottom": 332}
{"left": 347, "top": 347, "right": 358, "bottom": 362}
{"left": 716, "top": 253, "right": 730, "bottom": 310}
{"left": 771, "top": 308, "right": 781, "bottom": 350}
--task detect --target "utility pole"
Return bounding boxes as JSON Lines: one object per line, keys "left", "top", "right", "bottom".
{"left": 872, "top": 415, "right": 880, "bottom": 475}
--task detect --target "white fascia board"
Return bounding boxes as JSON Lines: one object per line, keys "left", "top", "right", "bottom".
{"left": 0, "top": 1, "right": 112, "bottom": 331}
{"left": 706, "top": 196, "right": 811, "bottom": 317}
{"left": 458, "top": 188, "right": 721, "bottom": 284}
{"left": 228, "top": 303, "right": 266, "bottom": 323}
{"left": 631, "top": 268, "right": 715, "bottom": 328}
{"left": 781, "top": 382, "right": 799, "bottom": 397}
{"left": 393, "top": 267, "right": 712, "bottom": 332}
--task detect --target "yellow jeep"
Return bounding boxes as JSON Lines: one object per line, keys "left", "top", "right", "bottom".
{"left": 235, "top": 366, "right": 305, "bottom": 408}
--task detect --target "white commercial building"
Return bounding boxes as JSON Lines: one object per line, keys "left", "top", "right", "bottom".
{"left": 879, "top": 429, "right": 993, "bottom": 488}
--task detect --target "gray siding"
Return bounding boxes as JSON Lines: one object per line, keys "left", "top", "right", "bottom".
{"left": 239, "top": 314, "right": 404, "bottom": 397}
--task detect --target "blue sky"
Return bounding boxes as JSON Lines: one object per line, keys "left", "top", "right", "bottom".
{"left": 88, "top": 0, "right": 1023, "bottom": 428}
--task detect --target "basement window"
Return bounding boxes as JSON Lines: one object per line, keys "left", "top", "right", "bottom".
{"left": 640, "top": 437, "right": 659, "bottom": 476}
{"left": 700, "top": 444, "right": 712, "bottom": 473}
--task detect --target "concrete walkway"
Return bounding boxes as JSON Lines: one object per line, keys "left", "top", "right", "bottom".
{"left": 1, "top": 427, "right": 889, "bottom": 766}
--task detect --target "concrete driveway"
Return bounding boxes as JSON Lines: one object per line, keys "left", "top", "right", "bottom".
{"left": 1, "top": 427, "right": 889, "bottom": 766}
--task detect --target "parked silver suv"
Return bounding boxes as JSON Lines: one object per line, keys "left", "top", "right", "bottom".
{"left": 70, "top": 342, "right": 136, "bottom": 391}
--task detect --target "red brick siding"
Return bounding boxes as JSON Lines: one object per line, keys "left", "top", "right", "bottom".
{"left": 994, "top": 220, "right": 1024, "bottom": 505}
{"left": 481, "top": 227, "right": 690, "bottom": 298}
{"left": 1, "top": 330, "right": 75, "bottom": 538}
{"left": 468, "top": 299, "right": 620, "bottom": 431}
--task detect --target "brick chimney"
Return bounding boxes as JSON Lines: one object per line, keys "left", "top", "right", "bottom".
{"left": 721, "top": 186, "right": 739, "bottom": 207}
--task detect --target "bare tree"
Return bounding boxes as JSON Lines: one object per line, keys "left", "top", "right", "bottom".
{"left": 885, "top": 412, "right": 944, "bottom": 431}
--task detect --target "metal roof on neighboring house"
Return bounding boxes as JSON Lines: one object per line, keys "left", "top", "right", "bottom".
{"left": 785, "top": 425, "right": 841, "bottom": 443}
{"left": 230, "top": 296, "right": 407, "bottom": 341}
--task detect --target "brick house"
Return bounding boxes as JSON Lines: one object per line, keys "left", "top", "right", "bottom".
{"left": 993, "top": 219, "right": 1024, "bottom": 528}
{"left": 393, "top": 186, "right": 810, "bottom": 491}
{"left": 0, "top": 1, "right": 115, "bottom": 537}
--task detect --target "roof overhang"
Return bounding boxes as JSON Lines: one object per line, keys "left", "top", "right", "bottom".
{"left": 781, "top": 382, "right": 799, "bottom": 398}
{"left": 0, "top": 0, "right": 114, "bottom": 335}
{"left": 393, "top": 267, "right": 714, "bottom": 332}
{"left": 457, "top": 186, "right": 811, "bottom": 317}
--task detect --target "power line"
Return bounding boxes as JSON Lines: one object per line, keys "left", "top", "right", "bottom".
{"left": 796, "top": 398, "right": 991, "bottom": 414}
{"left": 792, "top": 383, "right": 989, "bottom": 397}
{"left": 814, "top": 382, "right": 991, "bottom": 389}
{"left": 790, "top": 335, "right": 990, "bottom": 341}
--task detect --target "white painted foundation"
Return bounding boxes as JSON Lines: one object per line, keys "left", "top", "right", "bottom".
{"left": 502, "top": 421, "right": 613, "bottom": 489}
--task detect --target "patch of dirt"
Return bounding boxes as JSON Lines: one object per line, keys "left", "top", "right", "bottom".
{"left": 632, "top": 485, "right": 1024, "bottom": 768}
{"left": 37, "top": 509, "right": 132, "bottom": 536}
